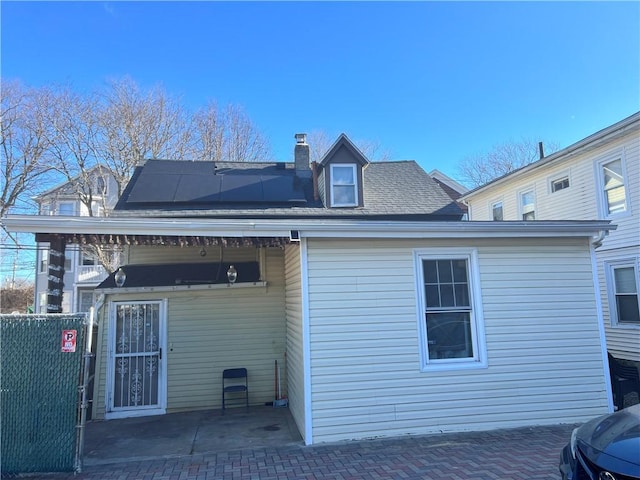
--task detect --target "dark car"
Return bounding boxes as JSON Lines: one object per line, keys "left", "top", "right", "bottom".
{"left": 560, "top": 404, "right": 640, "bottom": 480}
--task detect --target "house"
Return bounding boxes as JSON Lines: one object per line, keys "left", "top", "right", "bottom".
{"left": 3, "top": 133, "right": 614, "bottom": 445}
{"left": 32, "top": 166, "right": 121, "bottom": 313}
{"left": 460, "top": 112, "right": 640, "bottom": 363}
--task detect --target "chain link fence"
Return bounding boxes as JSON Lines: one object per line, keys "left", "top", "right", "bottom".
{"left": 1, "top": 314, "right": 87, "bottom": 475}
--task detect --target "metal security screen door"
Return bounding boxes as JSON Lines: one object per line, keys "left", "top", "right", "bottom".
{"left": 107, "top": 301, "right": 166, "bottom": 417}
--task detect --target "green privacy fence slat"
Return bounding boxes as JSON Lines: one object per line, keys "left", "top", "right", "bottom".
{"left": 1, "top": 314, "right": 86, "bottom": 475}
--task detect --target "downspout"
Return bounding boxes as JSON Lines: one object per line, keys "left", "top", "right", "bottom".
{"left": 589, "top": 233, "right": 614, "bottom": 413}
{"left": 75, "top": 296, "right": 103, "bottom": 472}
{"left": 591, "top": 230, "right": 608, "bottom": 249}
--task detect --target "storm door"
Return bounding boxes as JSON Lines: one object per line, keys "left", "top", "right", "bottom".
{"left": 107, "top": 300, "right": 167, "bottom": 418}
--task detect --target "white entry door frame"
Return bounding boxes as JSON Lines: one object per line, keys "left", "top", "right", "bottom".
{"left": 106, "top": 299, "right": 168, "bottom": 419}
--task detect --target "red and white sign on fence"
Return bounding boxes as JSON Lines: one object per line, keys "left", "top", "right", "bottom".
{"left": 61, "top": 329, "right": 77, "bottom": 352}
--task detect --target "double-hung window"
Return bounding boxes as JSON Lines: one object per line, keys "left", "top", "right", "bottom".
{"left": 607, "top": 261, "right": 640, "bottom": 326}
{"left": 600, "top": 158, "right": 627, "bottom": 216}
{"left": 330, "top": 164, "right": 357, "bottom": 207}
{"left": 520, "top": 189, "right": 535, "bottom": 220}
{"left": 491, "top": 201, "right": 503, "bottom": 221}
{"left": 415, "top": 249, "right": 487, "bottom": 370}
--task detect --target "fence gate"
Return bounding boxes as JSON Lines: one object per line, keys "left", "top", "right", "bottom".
{"left": 1, "top": 314, "right": 87, "bottom": 475}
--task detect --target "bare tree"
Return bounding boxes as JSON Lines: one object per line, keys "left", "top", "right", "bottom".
{"left": 456, "top": 138, "right": 561, "bottom": 188}
{"left": 43, "top": 85, "right": 109, "bottom": 216}
{"left": 0, "top": 80, "right": 54, "bottom": 219}
{"left": 305, "top": 130, "right": 393, "bottom": 163}
{"left": 95, "top": 77, "right": 192, "bottom": 196}
{"left": 191, "top": 101, "right": 272, "bottom": 162}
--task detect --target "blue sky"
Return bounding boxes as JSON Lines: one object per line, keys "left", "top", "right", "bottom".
{"left": 2, "top": 1, "right": 639, "bottom": 180}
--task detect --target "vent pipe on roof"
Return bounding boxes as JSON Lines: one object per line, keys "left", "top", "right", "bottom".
{"left": 294, "top": 133, "right": 311, "bottom": 178}
{"left": 538, "top": 141, "right": 544, "bottom": 159}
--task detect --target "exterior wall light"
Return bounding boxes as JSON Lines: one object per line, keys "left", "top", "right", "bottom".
{"left": 114, "top": 267, "right": 126, "bottom": 288}
{"left": 226, "top": 265, "right": 237, "bottom": 284}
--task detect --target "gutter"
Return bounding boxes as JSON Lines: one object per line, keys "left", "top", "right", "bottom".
{"left": 2, "top": 215, "right": 614, "bottom": 240}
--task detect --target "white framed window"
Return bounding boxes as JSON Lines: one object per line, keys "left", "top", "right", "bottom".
{"left": 414, "top": 248, "right": 487, "bottom": 371}
{"left": 606, "top": 260, "right": 640, "bottom": 326}
{"left": 57, "top": 202, "right": 75, "bottom": 216}
{"left": 96, "top": 175, "right": 108, "bottom": 195}
{"left": 519, "top": 189, "right": 536, "bottom": 220}
{"left": 40, "top": 203, "right": 51, "bottom": 215}
{"left": 80, "top": 251, "right": 96, "bottom": 266}
{"left": 597, "top": 155, "right": 628, "bottom": 216}
{"left": 550, "top": 176, "right": 570, "bottom": 193}
{"left": 78, "top": 290, "right": 94, "bottom": 313}
{"left": 39, "top": 248, "right": 48, "bottom": 273}
{"left": 330, "top": 164, "right": 358, "bottom": 207}
{"left": 491, "top": 200, "right": 503, "bottom": 221}
{"left": 64, "top": 255, "right": 73, "bottom": 272}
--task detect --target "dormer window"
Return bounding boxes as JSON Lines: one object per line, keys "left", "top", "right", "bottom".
{"left": 330, "top": 164, "right": 358, "bottom": 207}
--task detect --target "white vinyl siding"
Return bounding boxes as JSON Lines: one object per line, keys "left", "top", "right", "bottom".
{"left": 93, "top": 247, "right": 287, "bottom": 419}
{"left": 464, "top": 130, "right": 639, "bottom": 361}
{"left": 284, "top": 244, "right": 307, "bottom": 441}
{"left": 305, "top": 238, "right": 608, "bottom": 444}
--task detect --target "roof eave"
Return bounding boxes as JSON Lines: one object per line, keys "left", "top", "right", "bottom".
{"left": 1, "top": 215, "right": 613, "bottom": 241}
{"left": 460, "top": 112, "right": 640, "bottom": 200}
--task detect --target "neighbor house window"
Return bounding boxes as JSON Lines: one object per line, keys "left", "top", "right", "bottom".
{"left": 551, "top": 176, "right": 570, "bottom": 193}
{"left": 330, "top": 164, "right": 357, "bottom": 207}
{"left": 78, "top": 291, "right": 94, "bottom": 313}
{"left": 415, "top": 249, "right": 487, "bottom": 370}
{"left": 57, "top": 202, "right": 75, "bottom": 216}
{"left": 520, "top": 190, "right": 536, "bottom": 220}
{"left": 491, "top": 201, "right": 503, "bottom": 221}
{"left": 81, "top": 251, "right": 96, "bottom": 266}
{"left": 39, "top": 248, "right": 48, "bottom": 273}
{"left": 600, "top": 158, "right": 627, "bottom": 215}
{"left": 40, "top": 203, "right": 51, "bottom": 215}
{"left": 608, "top": 262, "right": 640, "bottom": 325}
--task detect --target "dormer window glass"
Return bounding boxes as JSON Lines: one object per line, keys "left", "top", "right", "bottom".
{"left": 330, "top": 164, "right": 357, "bottom": 207}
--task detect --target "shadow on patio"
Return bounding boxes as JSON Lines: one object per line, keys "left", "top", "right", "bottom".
{"left": 82, "top": 406, "right": 303, "bottom": 467}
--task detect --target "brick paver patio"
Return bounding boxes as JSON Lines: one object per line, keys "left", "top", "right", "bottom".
{"left": 18, "top": 423, "right": 576, "bottom": 479}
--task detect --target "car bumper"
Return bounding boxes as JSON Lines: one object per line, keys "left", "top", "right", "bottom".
{"left": 559, "top": 443, "right": 578, "bottom": 480}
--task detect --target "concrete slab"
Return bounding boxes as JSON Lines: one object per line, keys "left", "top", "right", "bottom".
{"left": 82, "top": 406, "right": 302, "bottom": 467}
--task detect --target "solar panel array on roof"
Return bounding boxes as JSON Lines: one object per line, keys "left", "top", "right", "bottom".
{"left": 123, "top": 160, "right": 307, "bottom": 205}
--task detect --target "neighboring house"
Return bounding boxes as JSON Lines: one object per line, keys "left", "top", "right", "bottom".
{"left": 4, "top": 133, "right": 614, "bottom": 446}
{"left": 33, "top": 166, "right": 121, "bottom": 313}
{"left": 429, "top": 169, "right": 469, "bottom": 217}
{"left": 460, "top": 112, "right": 640, "bottom": 363}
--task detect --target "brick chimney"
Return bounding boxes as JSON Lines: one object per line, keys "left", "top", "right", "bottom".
{"left": 294, "top": 133, "right": 311, "bottom": 178}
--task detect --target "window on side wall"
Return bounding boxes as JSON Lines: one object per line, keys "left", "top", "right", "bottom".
{"left": 414, "top": 249, "right": 487, "bottom": 371}
{"left": 520, "top": 190, "right": 535, "bottom": 220}
{"left": 600, "top": 158, "right": 628, "bottom": 216}
{"left": 330, "top": 164, "right": 357, "bottom": 207}
{"left": 608, "top": 262, "right": 640, "bottom": 326}
{"left": 39, "top": 249, "right": 48, "bottom": 273}
{"left": 551, "top": 176, "right": 570, "bottom": 193}
{"left": 491, "top": 201, "right": 503, "bottom": 221}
